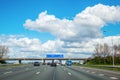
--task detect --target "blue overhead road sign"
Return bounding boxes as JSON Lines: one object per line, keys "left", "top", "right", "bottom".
{"left": 46, "top": 54, "right": 64, "bottom": 58}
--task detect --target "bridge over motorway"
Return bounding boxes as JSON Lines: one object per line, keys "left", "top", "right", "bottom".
{"left": 0, "top": 58, "right": 88, "bottom": 64}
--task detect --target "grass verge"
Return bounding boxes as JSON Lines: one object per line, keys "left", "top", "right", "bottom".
{"left": 74, "top": 64, "right": 120, "bottom": 72}
{"left": 0, "top": 64, "right": 28, "bottom": 68}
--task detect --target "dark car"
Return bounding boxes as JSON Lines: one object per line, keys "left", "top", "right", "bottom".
{"left": 51, "top": 62, "right": 57, "bottom": 67}
{"left": 34, "top": 62, "right": 40, "bottom": 66}
{"left": 47, "top": 62, "right": 51, "bottom": 65}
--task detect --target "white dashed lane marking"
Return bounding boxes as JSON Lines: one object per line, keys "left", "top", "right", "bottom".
{"left": 68, "top": 72, "right": 72, "bottom": 76}
{"left": 36, "top": 72, "right": 40, "bottom": 74}
{"left": 25, "top": 68, "right": 29, "bottom": 70}
{"left": 4, "top": 71, "right": 13, "bottom": 74}
{"left": 98, "top": 74, "right": 104, "bottom": 76}
{"left": 91, "top": 72, "right": 95, "bottom": 74}
{"left": 86, "top": 70, "right": 90, "bottom": 72}
{"left": 110, "top": 77, "right": 118, "bottom": 79}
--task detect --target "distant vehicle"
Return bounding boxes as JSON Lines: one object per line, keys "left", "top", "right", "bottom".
{"left": 61, "top": 64, "right": 66, "bottom": 66}
{"left": 61, "top": 61, "right": 66, "bottom": 66}
{"left": 66, "top": 60, "right": 72, "bottom": 66}
{"left": 51, "top": 62, "right": 57, "bottom": 67}
{"left": 34, "top": 62, "right": 40, "bottom": 66}
{"left": 47, "top": 62, "right": 51, "bottom": 65}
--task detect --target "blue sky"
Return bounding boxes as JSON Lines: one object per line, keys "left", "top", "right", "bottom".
{"left": 0, "top": 0, "right": 120, "bottom": 58}
{"left": 0, "top": 0, "right": 120, "bottom": 43}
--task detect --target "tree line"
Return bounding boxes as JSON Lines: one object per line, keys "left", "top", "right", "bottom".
{"left": 87, "top": 43, "right": 120, "bottom": 65}
{"left": 0, "top": 45, "right": 9, "bottom": 63}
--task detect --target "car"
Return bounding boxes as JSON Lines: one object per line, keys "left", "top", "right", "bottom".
{"left": 34, "top": 62, "right": 40, "bottom": 66}
{"left": 66, "top": 60, "right": 72, "bottom": 66}
{"left": 51, "top": 62, "right": 57, "bottom": 67}
{"left": 47, "top": 62, "right": 51, "bottom": 65}
{"left": 61, "top": 64, "right": 66, "bottom": 66}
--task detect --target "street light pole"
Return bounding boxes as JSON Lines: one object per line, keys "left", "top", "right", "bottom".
{"left": 103, "top": 31, "right": 106, "bottom": 64}
{"left": 103, "top": 31, "right": 114, "bottom": 66}
{"left": 111, "top": 36, "right": 115, "bottom": 67}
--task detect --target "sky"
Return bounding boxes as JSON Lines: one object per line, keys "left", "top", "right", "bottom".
{"left": 0, "top": 0, "right": 120, "bottom": 58}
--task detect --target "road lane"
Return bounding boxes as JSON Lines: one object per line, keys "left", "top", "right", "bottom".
{"left": 72, "top": 66, "right": 120, "bottom": 79}
{"left": 0, "top": 65, "right": 44, "bottom": 80}
{"left": 65, "top": 66, "right": 109, "bottom": 80}
{"left": 0, "top": 64, "right": 33, "bottom": 75}
{"left": 0, "top": 65, "right": 119, "bottom": 80}
{"left": 33, "top": 65, "right": 56, "bottom": 80}
{"left": 55, "top": 66, "right": 81, "bottom": 80}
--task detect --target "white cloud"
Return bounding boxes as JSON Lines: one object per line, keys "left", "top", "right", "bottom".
{"left": 82, "top": 4, "right": 120, "bottom": 23}
{"left": 0, "top": 35, "right": 120, "bottom": 58}
{"left": 24, "top": 11, "right": 75, "bottom": 39}
{"left": 24, "top": 4, "right": 120, "bottom": 43}
{"left": 42, "top": 39, "right": 64, "bottom": 53}
{"left": 1, "top": 4, "right": 120, "bottom": 58}
{"left": 0, "top": 35, "right": 42, "bottom": 58}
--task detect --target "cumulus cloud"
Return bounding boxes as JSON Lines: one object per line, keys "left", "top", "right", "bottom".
{"left": 1, "top": 4, "right": 120, "bottom": 58}
{"left": 24, "top": 4, "right": 120, "bottom": 43}
{"left": 81, "top": 4, "right": 120, "bottom": 23}
{"left": 24, "top": 11, "right": 75, "bottom": 40}
{"left": 0, "top": 35, "right": 42, "bottom": 58}
{"left": 42, "top": 39, "right": 64, "bottom": 53}
{"left": 0, "top": 35, "right": 120, "bottom": 58}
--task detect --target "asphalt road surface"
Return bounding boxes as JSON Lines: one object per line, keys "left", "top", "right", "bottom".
{"left": 0, "top": 64, "right": 119, "bottom": 80}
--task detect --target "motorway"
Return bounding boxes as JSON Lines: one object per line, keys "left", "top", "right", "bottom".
{"left": 0, "top": 64, "right": 120, "bottom": 80}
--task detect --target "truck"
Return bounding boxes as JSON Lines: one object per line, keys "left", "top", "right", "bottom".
{"left": 66, "top": 60, "right": 72, "bottom": 66}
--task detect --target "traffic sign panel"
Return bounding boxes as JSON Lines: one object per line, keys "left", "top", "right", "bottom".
{"left": 46, "top": 54, "right": 64, "bottom": 58}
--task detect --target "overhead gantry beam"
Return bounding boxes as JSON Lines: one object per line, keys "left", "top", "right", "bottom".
{"left": 0, "top": 58, "right": 88, "bottom": 61}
